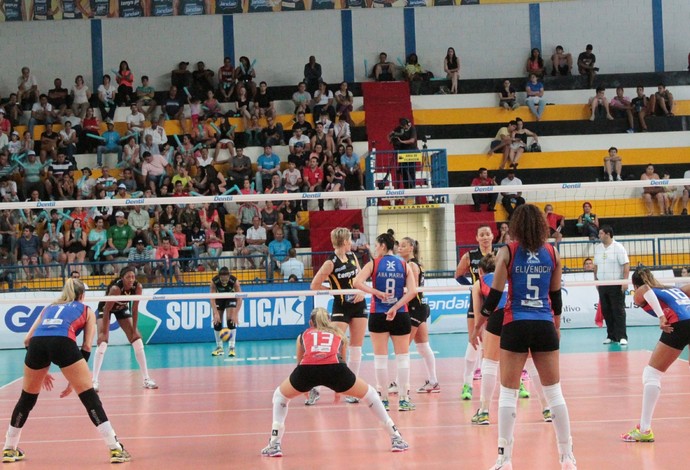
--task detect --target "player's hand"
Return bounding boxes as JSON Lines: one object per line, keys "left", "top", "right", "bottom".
{"left": 353, "top": 294, "right": 364, "bottom": 303}
{"left": 385, "top": 308, "right": 397, "bottom": 321}
{"left": 373, "top": 290, "right": 388, "bottom": 301}
{"left": 213, "top": 313, "right": 221, "bottom": 326}
{"left": 659, "top": 316, "right": 674, "bottom": 333}
{"left": 42, "top": 374, "right": 55, "bottom": 391}
{"left": 60, "top": 384, "right": 73, "bottom": 398}
{"left": 469, "top": 327, "right": 481, "bottom": 350}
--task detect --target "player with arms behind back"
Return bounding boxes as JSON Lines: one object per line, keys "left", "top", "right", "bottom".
{"left": 210, "top": 266, "right": 243, "bottom": 357}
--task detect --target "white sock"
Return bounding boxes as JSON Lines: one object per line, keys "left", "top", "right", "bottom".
{"left": 480, "top": 359, "right": 499, "bottom": 412}
{"left": 271, "top": 388, "right": 289, "bottom": 444}
{"left": 348, "top": 346, "right": 362, "bottom": 376}
{"left": 389, "top": 355, "right": 398, "bottom": 385}
{"left": 396, "top": 353, "right": 410, "bottom": 399}
{"left": 542, "top": 383, "right": 573, "bottom": 456}
{"left": 363, "top": 385, "right": 399, "bottom": 437}
{"left": 228, "top": 328, "right": 236, "bottom": 349}
{"left": 497, "top": 386, "right": 518, "bottom": 461}
{"left": 92, "top": 342, "right": 108, "bottom": 382}
{"left": 416, "top": 342, "right": 437, "bottom": 383}
{"left": 374, "top": 355, "right": 389, "bottom": 399}
{"left": 96, "top": 421, "right": 121, "bottom": 450}
{"left": 213, "top": 330, "right": 222, "bottom": 348}
{"left": 525, "top": 358, "right": 548, "bottom": 409}
{"left": 4, "top": 426, "right": 21, "bottom": 450}
{"left": 131, "top": 339, "right": 150, "bottom": 381}
{"left": 640, "top": 365, "right": 662, "bottom": 431}
{"left": 463, "top": 343, "right": 478, "bottom": 385}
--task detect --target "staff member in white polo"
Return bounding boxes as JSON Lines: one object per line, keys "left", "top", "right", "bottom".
{"left": 593, "top": 225, "right": 630, "bottom": 345}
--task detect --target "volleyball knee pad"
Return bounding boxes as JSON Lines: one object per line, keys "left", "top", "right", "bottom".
{"left": 464, "top": 342, "right": 478, "bottom": 362}
{"left": 374, "top": 355, "right": 388, "bottom": 370}
{"left": 642, "top": 365, "right": 662, "bottom": 389}
{"left": 482, "top": 359, "right": 499, "bottom": 377}
{"left": 11, "top": 391, "right": 38, "bottom": 428}
{"left": 213, "top": 322, "right": 222, "bottom": 331}
{"left": 78, "top": 389, "right": 108, "bottom": 426}
{"left": 498, "top": 385, "right": 519, "bottom": 408}
{"left": 542, "top": 383, "right": 566, "bottom": 409}
{"left": 396, "top": 353, "right": 410, "bottom": 370}
{"left": 228, "top": 320, "right": 236, "bottom": 330}
{"left": 272, "top": 388, "right": 289, "bottom": 407}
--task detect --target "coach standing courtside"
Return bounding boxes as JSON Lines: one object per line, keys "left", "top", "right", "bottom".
{"left": 593, "top": 225, "right": 630, "bottom": 345}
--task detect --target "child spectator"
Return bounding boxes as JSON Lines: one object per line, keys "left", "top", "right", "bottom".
{"left": 588, "top": 87, "right": 614, "bottom": 121}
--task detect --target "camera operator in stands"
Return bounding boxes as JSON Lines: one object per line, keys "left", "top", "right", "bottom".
{"left": 388, "top": 118, "right": 418, "bottom": 189}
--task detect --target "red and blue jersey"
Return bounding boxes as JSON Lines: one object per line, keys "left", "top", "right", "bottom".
{"left": 299, "top": 327, "right": 344, "bottom": 365}
{"left": 32, "top": 301, "right": 89, "bottom": 342}
{"left": 642, "top": 287, "right": 690, "bottom": 323}
{"left": 480, "top": 273, "right": 507, "bottom": 310}
{"left": 504, "top": 242, "right": 557, "bottom": 324}
{"left": 370, "top": 255, "right": 407, "bottom": 314}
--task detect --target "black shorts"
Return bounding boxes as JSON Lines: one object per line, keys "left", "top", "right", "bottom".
{"left": 289, "top": 363, "right": 356, "bottom": 393}
{"left": 659, "top": 319, "right": 690, "bottom": 351}
{"left": 215, "top": 299, "right": 238, "bottom": 311}
{"left": 467, "top": 294, "right": 474, "bottom": 319}
{"left": 97, "top": 308, "right": 131, "bottom": 320}
{"left": 500, "top": 320, "right": 559, "bottom": 353}
{"left": 485, "top": 308, "right": 505, "bottom": 336}
{"left": 25, "top": 336, "right": 83, "bottom": 370}
{"left": 409, "top": 302, "right": 430, "bottom": 327}
{"left": 368, "top": 311, "right": 411, "bottom": 336}
{"left": 331, "top": 300, "right": 367, "bottom": 323}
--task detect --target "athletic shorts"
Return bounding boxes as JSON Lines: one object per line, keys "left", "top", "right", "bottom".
{"left": 25, "top": 336, "right": 83, "bottom": 370}
{"left": 659, "top": 319, "right": 690, "bottom": 351}
{"left": 409, "top": 302, "right": 430, "bottom": 327}
{"left": 289, "top": 363, "right": 356, "bottom": 393}
{"left": 97, "top": 308, "right": 131, "bottom": 320}
{"left": 368, "top": 311, "right": 411, "bottom": 336}
{"left": 500, "top": 320, "right": 559, "bottom": 353}
{"left": 215, "top": 299, "right": 238, "bottom": 311}
{"left": 467, "top": 294, "right": 474, "bottom": 319}
{"left": 485, "top": 308, "right": 505, "bottom": 337}
{"left": 331, "top": 300, "right": 367, "bottom": 323}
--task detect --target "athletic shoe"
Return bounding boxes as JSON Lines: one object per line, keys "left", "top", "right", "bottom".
{"left": 603, "top": 338, "right": 612, "bottom": 344}
{"left": 388, "top": 382, "right": 399, "bottom": 395}
{"left": 416, "top": 380, "right": 441, "bottom": 393}
{"left": 521, "top": 369, "right": 529, "bottom": 381}
{"left": 398, "top": 398, "right": 416, "bottom": 411}
{"left": 543, "top": 408, "right": 553, "bottom": 422}
{"left": 621, "top": 425, "right": 655, "bottom": 442}
{"left": 620, "top": 339, "right": 628, "bottom": 346}
{"left": 93, "top": 380, "right": 99, "bottom": 393}
{"left": 110, "top": 445, "right": 132, "bottom": 463}
{"left": 461, "top": 384, "right": 473, "bottom": 400}
{"left": 344, "top": 396, "right": 360, "bottom": 404}
{"left": 471, "top": 409, "right": 490, "bottom": 425}
{"left": 382, "top": 399, "right": 390, "bottom": 411}
{"left": 211, "top": 346, "right": 224, "bottom": 356}
{"left": 487, "top": 460, "right": 513, "bottom": 470}
{"left": 560, "top": 454, "right": 577, "bottom": 469}
{"left": 260, "top": 441, "right": 283, "bottom": 458}
{"left": 228, "top": 348, "right": 236, "bottom": 357}
{"left": 519, "top": 380, "right": 530, "bottom": 399}
{"left": 143, "top": 378, "right": 158, "bottom": 389}
{"left": 304, "top": 388, "right": 320, "bottom": 406}
{"left": 2, "top": 448, "right": 25, "bottom": 463}
{"left": 391, "top": 436, "right": 409, "bottom": 452}
{"left": 473, "top": 368, "right": 482, "bottom": 380}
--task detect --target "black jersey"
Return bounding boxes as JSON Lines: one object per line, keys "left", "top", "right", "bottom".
{"left": 179, "top": 0, "right": 205, "bottom": 15}
{"left": 118, "top": 0, "right": 143, "bottom": 17}
{"left": 408, "top": 257, "right": 424, "bottom": 308}
{"left": 90, "top": 0, "right": 110, "bottom": 17}
{"left": 3, "top": 0, "right": 23, "bottom": 20}
{"left": 61, "top": 0, "right": 83, "bottom": 18}
{"left": 327, "top": 252, "right": 359, "bottom": 305}
{"left": 212, "top": 274, "right": 238, "bottom": 293}
{"left": 468, "top": 248, "right": 494, "bottom": 284}
{"left": 98, "top": 278, "right": 139, "bottom": 313}
{"left": 150, "top": 0, "right": 173, "bottom": 15}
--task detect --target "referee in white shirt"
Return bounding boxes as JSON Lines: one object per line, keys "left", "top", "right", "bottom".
{"left": 593, "top": 225, "right": 630, "bottom": 345}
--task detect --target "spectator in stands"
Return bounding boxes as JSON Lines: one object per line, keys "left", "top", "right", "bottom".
{"left": 268, "top": 227, "right": 291, "bottom": 282}
{"left": 471, "top": 167, "right": 497, "bottom": 212}
{"left": 498, "top": 79, "right": 519, "bottom": 110}
{"left": 388, "top": 117, "right": 418, "bottom": 189}
{"left": 288, "top": 127, "right": 310, "bottom": 154}
{"left": 192, "top": 61, "right": 214, "bottom": 98}
{"left": 42, "top": 220, "right": 66, "bottom": 276}
{"left": 235, "top": 56, "right": 257, "bottom": 100}
{"left": 488, "top": 120, "right": 517, "bottom": 169}
{"left": 242, "top": 216, "right": 267, "bottom": 269}
{"left": 236, "top": 86, "right": 253, "bottom": 131}
{"left": 203, "top": 90, "right": 223, "bottom": 120}
{"left": 312, "top": 82, "right": 335, "bottom": 123}
{"left": 81, "top": 107, "right": 100, "bottom": 153}
{"left": 500, "top": 169, "right": 525, "bottom": 219}
{"left": 58, "top": 120, "right": 78, "bottom": 162}
{"left": 525, "top": 48, "right": 545, "bottom": 78}
{"left": 631, "top": 86, "right": 650, "bottom": 132}
{"left": 0, "top": 245, "right": 16, "bottom": 290}
{"left": 288, "top": 142, "right": 308, "bottom": 174}
{"left": 681, "top": 169, "right": 690, "bottom": 216}
{"left": 583, "top": 258, "right": 594, "bottom": 271}
{"left": 191, "top": 119, "right": 217, "bottom": 148}
{"left": 28, "top": 94, "right": 56, "bottom": 144}
{"left": 588, "top": 87, "right": 614, "bottom": 121}
{"left": 38, "top": 122, "right": 59, "bottom": 164}
{"left": 334, "top": 81, "right": 354, "bottom": 126}
{"left": 292, "top": 110, "right": 313, "bottom": 136}
{"left": 17, "top": 225, "right": 41, "bottom": 280}
{"left": 550, "top": 45, "right": 573, "bottom": 76}
{"left": 0, "top": 209, "right": 16, "bottom": 252}
{"left": 372, "top": 52, "right": 395, "bottom": 81}
{"left": 351, "top": 224, "right": 369, "bottom": 265}
{"left": 292, "top": 82, "right": 311, "bottom": 116}
{"left": 340, "top": 144, "right": 364, "bottom": 190}
{"left": 609, "top": 87, "right": 635, "bottom": 133}
{"left": 155, "top": 236, "right": 182, "bottom": 284}
{"left": 544, "top": 204, "right": 565, "bottom": 247}
{"left": 107, "top": 210, "right": 134, "bottom": 258}
{"left": 283, "top": 160, "right": 302, "bottom": 194}
{"left": 97, "top": 120, "right": 122, "bottom": 168}
{"left": 641, "top": 164, "right": 671, "bottom": 216}
{"left": 224, "top": 146, "right": 250, "bottom": 187}
{"left": 303, "top": 56, "right": 322, "bottom": 94}
{"left": 311, "top": 121, "right": 334, "bottom": 160}
{"left": 127, "top": 104, "right": 146, "bottom": 134}
{"left": 45, "top": 152, "right": 74, "bottom": 199}
{"left": 122, "top": 136, "right": 141, "bottom": 170}
{"left": 254, "top": 144, "right": 281, "bottom": 193}
{"left": 97, "top": 74, "right": 117, "bottom": 121}
{"left": 70, "top": 75, "right": 91, "bottom": 119}
{"left": 604, "top": 146, "right": 623, "bottom": 182}
{"left": 163, "top": 86, "right": 184, "bottom": 122}
{"left": 577, "top": 201, "right": 599, "bottom": 240}
{"left": 525, "top": 73, "right": 546, "bottom": 121}
{"left": 127, "top": 237, "right": 154, "bottom": 281}
{"left": 333, "top": 114, "right": 352, "bottom": 148}
{"left": 514, "top": 117, "right": 538, "bottom": 153}
{"left": 187, "top": 224, "right": 206, "bottom": 271}
{"left": 114, "top": 61, "right": 134, "bottom": 106}
{"left": 497, "top": 222, "right": 511, "bottom": 244}
{"left": 577, "top": 44, "right": 598, "bottom": 88}
{"left": 171, "top": 61, "right": 193, "bottom": 91}
{"left": 135, "top": 75, "right": 157, "bottom": 120}
{"left": 217, "top": 57, "right": 236, "bottom": 103}
{"left": 127, "top": 205, "right": 150, "bottom": 242}
{"left": 442, "top": 47, "right": 460, "bottom": 94}
{"left": 260, "top": 116, "right": 284, "bottom": 147}
{"left": 141, "top": 151, "right": 171, "bottom": 193}
{"left": 649, "top": 84, "right": 675, "bottom": 117}
{"left": 281, "top": 248, "right": 304, "bottom": 281}
{"left": 48, "top": 78, "right": 69, "bottom": 117}
{"left": 302, "top": 156, "right": 324, "bottom": 211}
{"left": 17, "top": 67, "right": 39, "bottom": 109}
{"left": 253, "top": 81, "right": 276, "bottom": 119}
{"left": 3, "top": 94, "right": 22, "bottom": 127}
{"left": 405, "top": 52, "right": 431, "bottom": 95}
